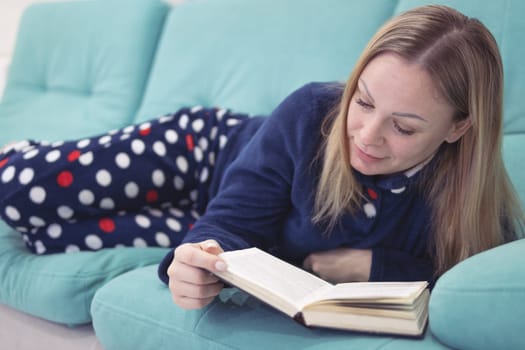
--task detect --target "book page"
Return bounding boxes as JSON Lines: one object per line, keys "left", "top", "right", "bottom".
{"left": 302, "top": 281, "right": 428, "bottom": 307}
{"left": 218, "top": 248, "right": 331, "bottom": 313}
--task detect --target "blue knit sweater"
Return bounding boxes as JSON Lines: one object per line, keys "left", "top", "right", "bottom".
{"left": 159, "top": 82, "right": 434, "bottom": 284}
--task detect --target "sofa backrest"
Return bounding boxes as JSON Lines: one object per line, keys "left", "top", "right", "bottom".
{"left": 0, "top": 0, "right": 168, "bottom": 145}
{"left": 134, "top": 0, "right": 397, "bottom": 121}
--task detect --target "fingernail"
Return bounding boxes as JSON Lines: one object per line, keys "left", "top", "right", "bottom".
{"left": 215, "top": 261, "right": 227, "bottom": 271}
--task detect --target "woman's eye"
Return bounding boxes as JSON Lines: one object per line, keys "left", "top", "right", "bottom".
{"left": 356, "top": 98, "right": 374, "bottom": 110}
{"left": 393, "top": 121, "right": 415, "bottom": 136}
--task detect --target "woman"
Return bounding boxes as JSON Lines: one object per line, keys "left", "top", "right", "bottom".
{"left": 0, "top": 5, "right": 522, "bottom": 310}
{"left": 163, "top": 5, "right": 523, "bottom": 309}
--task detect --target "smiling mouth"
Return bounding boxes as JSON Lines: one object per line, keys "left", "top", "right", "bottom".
{"left": 354, "top": 145, "right": 384, "bottom": 161}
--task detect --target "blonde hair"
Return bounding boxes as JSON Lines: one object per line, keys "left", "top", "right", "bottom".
{"left": 313, "top": 5, "right": 524, "bottom": 276}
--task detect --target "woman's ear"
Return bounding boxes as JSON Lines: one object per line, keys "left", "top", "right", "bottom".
{"left": 445, "top": 117, "right": 472, "bottom": 143}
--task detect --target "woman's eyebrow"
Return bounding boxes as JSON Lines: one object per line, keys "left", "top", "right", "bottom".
{"left": 358, "top": 79, "right": 375, "bottom": 103}
{"left": 359, "top": 78, "right": 428, "bottom": 122}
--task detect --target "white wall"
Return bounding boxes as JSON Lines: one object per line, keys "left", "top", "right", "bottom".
{"left": 0, "top": 0, "right": 185, "bottom": 100}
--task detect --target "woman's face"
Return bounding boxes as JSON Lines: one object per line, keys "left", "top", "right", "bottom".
{"left": 346, "top": 52, "right": 469, "bottom": 176}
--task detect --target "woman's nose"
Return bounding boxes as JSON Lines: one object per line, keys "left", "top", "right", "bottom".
{"left": 360, "top": 118, "right": 384, "bottom": 146}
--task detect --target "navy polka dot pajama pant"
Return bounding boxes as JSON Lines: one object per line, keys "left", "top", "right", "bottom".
{"left": 0, "top": 107, "right": 247, "bottom": 254}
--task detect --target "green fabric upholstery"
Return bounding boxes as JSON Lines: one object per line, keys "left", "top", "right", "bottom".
{"left": 0, "top": 222, "right": 169, "bottom": 326}
{"left": 429, "top": 239, "right": 525, "bottom": 350}
{"left": 0, "top": 0, "right": 168, "bottom": 145}
{"left": 134, "top": 0, "right": 397, "bottom": 121}
{"left": 91, "top": 265, "right": 449, "bottom": 350}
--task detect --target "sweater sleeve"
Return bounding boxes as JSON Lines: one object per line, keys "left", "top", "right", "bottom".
{"left": 371, "top": 247, "right": 434, "bottom": 285}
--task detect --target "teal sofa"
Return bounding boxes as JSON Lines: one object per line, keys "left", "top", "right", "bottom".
{"left": 1, "top": 0, "right": 524, "bottom": 349}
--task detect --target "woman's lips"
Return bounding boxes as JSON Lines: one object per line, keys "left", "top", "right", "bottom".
{"left": 354, "top": 145, "right": 384, "bottom": 162}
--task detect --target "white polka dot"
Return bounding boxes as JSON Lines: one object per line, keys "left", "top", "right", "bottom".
{"left": 120, "top": 134, "right": 130, "bottom": 141}
{"left": 23, "top": 149, "right": 39, "bottom": 159}
{"left": 19, "top": 168, "right": 34, "bottom": 185}
{"left": 135, "top": 215, "right": 151, "bottom": 228}
{"left": 29, "top": 216, "right": 46, "bottom": 227}
{"left": 165, "top": 130, "right": 178, "bottom": 144}
{"left": 57, "top": 206, "right": 74, "bottom": 219}
{"left": 155, "top": 232, "right": 171, "bottom": 247}
{"left": 363, "top": 202, "right": 377, "bottom": 218}
{"left": 166, "top": 217, "right": 181, "bottom": 232}
{"left": 45, "top": 150, "right": 61, "bottom": 163}
{"left": 51, "top": 141, "right": 64, "bottom": 148}
{"left": 17, "top": 227, "right": 28, "bottom": 233}
{"left": 29, "top": 186, "right": 46, "bottom": 204}
{"left": 5, "top": 206, "right": 20, "bottom": 221}
{"left": 190, "top": 210, "right": 200, "bottom": 219}
{"left": 190, "top": 190, "right": 198, "bottom": 202}
{"left": 217, "top": 109, "right": 227, "bottom": 119}
{"left": 1, "top": 166, "right": 16, "bottom": 183}
{"left": 153, "top": 141, "right": 166, "bottom": 157}
{"left": 190, "top": 106, "right": 203, "bottom": 113}
{"left": 200, "top": 167, "right": 209, "bottom": 183}
{"left": 159, "top": 115, "right": 174, "bottom": 123}
{"left": 131, "top": 139, "right": 145, "bottom": 155}
{"left": 219, "top": 135, "right": 228, "bottom": 149}
{"left": 115, "top": 153, "right": 131, "bottom": 169}
{"left": 226, "top": 118, "right": 240, "bottom": 127}
{"left": 47, "top": 223, "right": 62, "bottom": 239}
{"left": 123, "top": 125, "right": 135, "bottom": 134}
{"left": 78, "top": 152, "right": 94, "bottom": 166}
{"left": 199, "top": 137, "right": 209, "bottom": 151}
{"left": 96, "top": 169, "right": 112, "bottom": 187}
{"left": 174, "top": 176, "right": 184, "bottom": 190}
{"left": 77, "top": 139, "right": 90, "bottom": 148}
{"left": 85, "top": 235, "right": 103, "bottom": 250}
{"left": 169, "top": 208, "right": 184, "bottom": 217}
{"left": 176, "top": 156, "right": 188, "bottom": 173}
{"left": 194, "top": 147, "right": 203, "bottom": 162}
{"left": 208, "top": 152, "right": 216, "bottom": 166}
{"left": 179, "top": 114, "right": 189, "bottom": 129}
{"left": 100, "top": 198, "right": 115, "bottom": 210}
{"left": 391, "top": 187, "right": 406, "bottom": 194}
{"left": 65, "top": 245, "right": 80, "bottom": 253}
{"left": 79, "top": 190, "right": 95, "bottom": 205}
{"left": 210, "top": 126, "right": 218, "bottom": 140}
{"left": 148, "top": 208, "right": 163, "bottom": 217}
{"left": 152, "top": 169, "right": 165, "bottom": 187}
{"left": 124, "top": 182, "right": 139, "bottom": 198}
{"left": 192, "top": 119, "right": 205, "bottom": 133}
{"left": 133, "top": 237, "right": 148, "bottom": 248}
{"left": 139, "top": 122, "right": 151, "bottom": 132}
{"left": 35, "top": 240, "right": 46, "bottom": 254}
{"left": 99, "top": 135, "right": 112, "bottom": 145}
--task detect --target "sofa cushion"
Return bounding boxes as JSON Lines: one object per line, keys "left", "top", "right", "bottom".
{"left": 429, "top": 239, "right": 525, "bottom": 350}
{"left": 0, "top": 0, "right": 168, "bottom": 146}
{"left": 91, "top": 265, "right": 449, "bottom": 350}
{"left": 0, "top": 222, "right": 169, "bottom": 325}
{"left": 134, "top": 0, "right": 397, "bottom": 122}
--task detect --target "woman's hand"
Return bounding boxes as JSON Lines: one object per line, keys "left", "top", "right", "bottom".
{"left": 167, "top": 240, "right": 227, "bottom": 309}
{"left": 302, "top": 248, "right": 372, "bottom": 284}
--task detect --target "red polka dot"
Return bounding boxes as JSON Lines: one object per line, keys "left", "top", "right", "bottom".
{"left": 367, "top": 188, "right": 378, "bottom": 200}
{"left": 99, "top": 218, "right": 115, "bottom": 233}
{"left": 188, "top": 223, "right": 194, "bottom": 230}
{"left": 57, "top": 171, "right": 74, "bottom": 187}
{"left": 139, "top": 127, "right": 151, "bottom": 136}
{"left": 146, "top": 190, "right": 159, "bottom": 203}
{"left": 0, "top": 158, "right": 9, "bottom": 168}
{"left": 185, "top": 134, "right": 194, "bottom": 151}
{"left": 67, "top": 150, "right": 81, "bottom": 162}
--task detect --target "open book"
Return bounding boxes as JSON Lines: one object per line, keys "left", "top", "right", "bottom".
{"left": 214, "top": 247, "right": 429, "bottom": 337}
